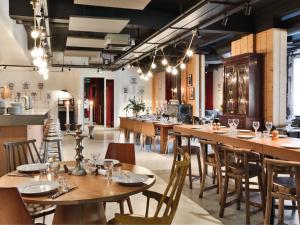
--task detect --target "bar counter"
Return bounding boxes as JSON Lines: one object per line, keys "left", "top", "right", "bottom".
{"left": 0, "top": 108, "right": 49, "bottom": 176}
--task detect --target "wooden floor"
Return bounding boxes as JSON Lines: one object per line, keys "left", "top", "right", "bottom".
{"left": 39, "top": 126, "right": 299, "bottom": 225}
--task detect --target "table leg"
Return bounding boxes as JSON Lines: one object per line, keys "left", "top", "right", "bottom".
{"left": 160, "top": 127, "right": 168, "bottom": 154}
{"left": 53, "top": 202, "right": 107, "bottom": 225}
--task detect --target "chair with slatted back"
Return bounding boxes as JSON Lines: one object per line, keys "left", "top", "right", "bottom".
{"left": 104, "top": 143, "right": 136, "bottom": 214}
{"left": 3, "top": 139, "right": 55, "bottom": 223}
{"left": 0, "top": 187, "right": 34, "bottom": 225}
{"left": 141, "top": 122, "right": 158, "bottom": 151}
{"left": 110, "top": 152, "right": 190, "bottom": 225}
{"left": 264, "top": 158, "right": 300, "bottom": 225}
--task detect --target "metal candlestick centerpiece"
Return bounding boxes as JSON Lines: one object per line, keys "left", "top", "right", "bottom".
{"left": 65, "top": 123, "right": 71, "bottom": 133}
{"left": 69, "top": 124, "right": 87, "bottom": 176}
{"left": 88, "top": 125, "right": 95, "bottom": 139}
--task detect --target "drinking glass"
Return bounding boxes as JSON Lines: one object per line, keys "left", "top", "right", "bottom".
{"left": 90, "top": 153, "right": 100, "bottom": 165}
{"left": 263, "top": 130, "right": 270, "bottom": 139}
{"left": 233, "top": 119, "right": 239, "bottom": 128}
{"left": 112, "top": 166, "right": 121, "bottom": 180}
{"left": 39, "top": 169, "right": 49, "bottom": 181}
{"left": 103, "top": 160, "right": 114, "bottom": 181}
{"left": 57, "top": 175, "right": 69, "bottom": 192}
{"left": 253, "top": 121, "right": 260, "bottom": 136}
{"left": 265, "top": 122, "right": 273, "bottom": 135}
{"left": 228, "top": 119, "right": 233, "bottom": 128}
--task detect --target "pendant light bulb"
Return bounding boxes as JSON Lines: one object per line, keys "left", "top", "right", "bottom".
{"left": 137, "top": 68, "right": 142, "bottom": 74}
{"left": 161, "top": 58, "right": 168, "bottom": 66}
{"left": 140, "top": 74, "right": 145, "bottom": 79}
{"left": 151, "top": 63, "right": 157, "bottom": 69}
{"left": 43, "top": 73, "right": 49, "bottom": 80}
{"left": 147, "top": 71, "right": 153, "bottom": 77}
{"left": 180, "top": 62, "right": 186, "bottom": 70}
{"left": 31, "top": 29, "right": 40, "bottom": 39}
{"left": 172, "top": 67, "right": 178, "bottom": 75}
{"left": 166, "top": 66, "right": 172, "bottom": 73}
{"left": 144, "top": 76, "right": 149, "bottom": 81}
{"left": 126, "top": 64, "right": 131, "bottom": 69}
{"left": 186, "top": 49, "right": 194, "bottom": 57}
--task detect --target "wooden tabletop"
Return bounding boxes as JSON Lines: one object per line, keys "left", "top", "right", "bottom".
{"left": 0, "top": 163, "right": 155, "bottom": 205}
{"left": 174, "top": 124, "right": 300, "bottom": 161}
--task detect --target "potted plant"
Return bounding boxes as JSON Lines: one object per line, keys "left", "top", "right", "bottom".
{"left": 124, "top": 98, "right": 145, "bottom": 117}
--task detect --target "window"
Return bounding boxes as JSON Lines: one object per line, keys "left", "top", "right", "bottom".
{"left": 293, "top": 57, "right": 300, "bottom": 115}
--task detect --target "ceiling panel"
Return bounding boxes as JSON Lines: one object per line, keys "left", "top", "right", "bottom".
{"left": 74, "top": 0, "right": 151, "bottom": 10}
{"left": 66, "top": 37, "right": 106, "bottom": 48}
{"left": 69, "top": 17, "right": 129, "bottom": 33}
{"left": 64, "top": 50, "right": 100, "bottom": 57}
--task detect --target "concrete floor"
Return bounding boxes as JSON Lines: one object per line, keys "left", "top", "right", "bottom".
{"left": 43, "top": 126, "right": 299, "bottom": 225}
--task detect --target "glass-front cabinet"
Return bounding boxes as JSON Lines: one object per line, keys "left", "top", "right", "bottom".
{"left": 220, "top": 53, "right": 263, "bottom": 129}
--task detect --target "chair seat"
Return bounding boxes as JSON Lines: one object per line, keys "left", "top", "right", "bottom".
{"left": 229, "top": 163, "right": 262, "bottom": 178}
{"left": 273, "top": 176, "right": 296, "bottom": 195}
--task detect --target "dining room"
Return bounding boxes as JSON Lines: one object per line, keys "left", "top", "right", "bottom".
{"left": 1, "top": 0, "right": 300, "bottom": 225}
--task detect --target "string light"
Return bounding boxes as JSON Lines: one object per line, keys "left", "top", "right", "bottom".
{"left": 147, "top": 71, "right": 153, "bottom": 77}
{"left": 31, "top": 29, "right": 40, "bottom": 39}
{"left": 166, "top": 66, "right": 172, "bottom": 73}
{"left": 172, "top": 67, "right": 178, "bottom": 75}
{"left": 137, "top": 68, "right": 142, "bottom": 74}
{"left": 161, "top": 58, "right": 168, "bottom": 66}
{"left": 180, "top": 62, "right": 186, "bottom": 70}
{"left": 126, "top": 64, "right": 131, "bottom": 69}
{"left": 144, "top": 76, "right": 149, "bottom": 81}
{"left": 151, "top": 63, "right": 157, "bottom": 69}
{"left": 186, "top": 49, "right": 193, "bottom": 57}
{"left": 140, "top": 74, "right": 145, "bottom": 79}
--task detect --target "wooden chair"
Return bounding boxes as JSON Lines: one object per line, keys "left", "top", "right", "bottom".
{"left": 141, "top": 122, "right": 158, "bottom": 151}
{"left": 104, "top": 143, "right": 135, "bottom": 214}
{"left": 133, "top": 120, "right": 143, "bottom": 145}
{"left": 199, "top": 139, "right": 223, "bottom": 202}
{"left": 264, "top": 158, "right": 300, "bottom": 225}
{"left": 0, "top": 187, "right": 34, "bottom": 224}
{"left": 111, "top": 152, "right": 190, "bottom": 225}
{"left": 171, "top": 133, "right": 201, "bottom": 189}
{"left": 3, "top": 139, "right": 43, "bottom": 172}
{"left": 219, "top": 145, "right": 265, "bottom": 225}
{"left": 118, "top": 117, "right": 128, "bottom": 141}
{"left": 3, "top": 140, "right": 55, "bottom": 223}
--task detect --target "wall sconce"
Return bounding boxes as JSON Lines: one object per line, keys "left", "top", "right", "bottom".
{"left": 0, "top": 86, "right": 11, "bottom": 99}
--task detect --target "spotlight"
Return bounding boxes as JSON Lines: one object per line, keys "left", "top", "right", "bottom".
{"left": 161, "top": 58, "right": 168, "bottom": 66}
{"left": 245, "top": 1, "right": 252, "bottom": 16}
{"left": 186, "top": 49, "right": 193, "bottom": 57}
{"left": 31, "top": 29, "right": 40, "bottom": 39}
{"left": 137, "top": 68, "right": 142, "bottom": 74}
{"left": 172, "top": 67, "right": 178, "bottom": 75}
{"left": 196, "top": 29, "right": 202, "bottom": 39}
{"left": 222, "top": 14, "right": 228, "bottom": 27}
{"left": 166, "top": 66, "right": 172, "bottom": 73}
{"left": 147, "top": 71, "right": 153, "bottom": 77}
{"left": 121, "top": 67, "right": 125, "bottom": 71}
{"left": 180, "top": 63, "right": 186, "bottom": 70}
{"left": 151, "top": 63, "right": 157, "bottom": 69}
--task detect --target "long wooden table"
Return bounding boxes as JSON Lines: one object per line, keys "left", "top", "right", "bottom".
{"left": 120, "top": 117, "right": 175, "bottom": 154}
{"left": 174, "top": 124, "right": 300, "bottom": 161}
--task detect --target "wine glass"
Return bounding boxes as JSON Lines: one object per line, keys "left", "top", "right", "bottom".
{"left": 253, "top": 121, "right": 260, "bottom": 136}
{"left": 265, "top": 121, "right": 273, "bottom": 135}
{"left": 103, "top": 160, "right": 114, "bottom": 181}
{"left": 228, "top": 119, "right": 233, "bottom": 128}
{"left": 233, "top": 119, "right": 239, "bottom": 128}
{"left": 90, "top": 153, "right": 100, "bottom": 165}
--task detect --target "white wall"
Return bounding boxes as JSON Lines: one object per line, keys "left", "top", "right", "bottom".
{"left": 212, "top": 65, "right": 223, "bottom": 111}
{"left": 0, "top": 67, "right": 152, "bottom": 128}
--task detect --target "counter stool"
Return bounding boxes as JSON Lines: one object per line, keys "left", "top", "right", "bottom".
{"left": 199, "top": 139, "right": 224, "bottom": 202}
{"left": 264, "top": 158, "right": 300, "bottom": 225}
{"left": 172, "top": 133, "right": 202, "bottom": 189}
{"left": 219, "top": 145, "right": 265, "bottom": 225}
{"left": 43, "top": 137, "right": 62, "bottom": 162}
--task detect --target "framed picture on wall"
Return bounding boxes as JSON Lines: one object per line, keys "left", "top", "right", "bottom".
{"left": 189, "top": 87, "right": 195, "bottom": 100}
{"left": 187, "top": 74, "right": 192, "bottom": 86}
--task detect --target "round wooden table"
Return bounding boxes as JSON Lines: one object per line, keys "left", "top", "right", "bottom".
{"left": 0, "top": 162, "right": 156, "bottom": 225}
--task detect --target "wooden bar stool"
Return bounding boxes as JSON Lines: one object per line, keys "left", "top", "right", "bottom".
{"left": 172, "top": 133, "right": 202, "bottom": 189}
{"left": 219, "top": 145, "right": 265, "bottom": 225}
{"left": 198, "top": 139, "right": 223, "bottom": 202}
{"left": 43, "top": 137, "right": 63, "bottom": 162}
{"left": 264, "top": 158, "right": 300, "bottom": 225}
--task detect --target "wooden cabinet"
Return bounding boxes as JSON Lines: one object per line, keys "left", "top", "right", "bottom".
{"left": 219, "top": 53, "right": 263, "bottom": 129}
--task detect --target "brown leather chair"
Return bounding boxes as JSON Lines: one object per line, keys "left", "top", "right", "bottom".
{"left": 104, "top": 142, "right": 136, "bottom": 214}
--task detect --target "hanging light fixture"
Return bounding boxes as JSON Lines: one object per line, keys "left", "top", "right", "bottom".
{"left": 180, "top": 62, "right": 186, "bottom": 70}
{"left": 186, "top": 49, "right": 193, "bottom": 57}
{"left": 172, "top": 67, "right": 178, "bottom": 75}
{"left": 137, "top": 67, "right": 142, "bottom": 74}
{"left": 161, "top": 58, "right": 168, "bottom": 66}
{"left": 126, "top": 64, "right": 131, "bottom": 69}
{"left": 140, "top": 74, "right": 145, "bottom": 79}
{"left": 147, "top": 71, "right": 153, "bottom": 77}
{"left": 144, "top": 76, "right": 149, "bottom": 81}
{"left": 31, "top": 29, "right": 40, "bottom": 39}
{"left": 166, "top": 66, "right": 172, "bottom": 73}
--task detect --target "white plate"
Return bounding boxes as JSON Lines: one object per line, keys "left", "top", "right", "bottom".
{"left": 213, "top": 131, "right": 226, "bottom": 134}
{"left": 279, "top": 134, "right": 288, "bottom": 138}
{"left": 219, "top": 126, "right": 227, "bottom": 128}
{"left": 18, "top": 181, "right": 59, "bottom": 196}
{"left": 114, "top": 171, "right": 149, "bottom": 185}
{"left": 238, "top": 129, "right": 252, "bottom": 133}
{"left": 280, "top": 143, "right": 300, "bottom": 149}
{"left": 96, "top": 159, "right": 120, "bottom": 166}
{"left": 17, "top": 163, "right": 48, "bottom": 173}
{"left": 237, "top": 135, "right": 255, "bottom": 140}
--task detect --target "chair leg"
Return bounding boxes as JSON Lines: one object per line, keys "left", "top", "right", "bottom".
{"left": 217, "top": 167, "right": 223, "bottom": 204}
{"left": 264, "top": 169, "right": 273, "bottom": 225}
{"left": 57, "top": 141, "right": 62, "bottom": 161}
{"left": 126, "top": 197, "right": 133, "bottom": 214}
{"left": 188, "top": 161, "right": 193, "bottom": 189}
{"left": 278, "top": 198, "right": 284, "bottom": 225}
{"left": 244, "top": 178, "right": 251, "bottom": 225}
{"left": 219, "top": 174, "right": 229, "bottom": 218}
{"left": 119, "top": 200, "right": 125, "bottom": 214}
{"left": 212, "top": 167, "right": 216, "bottom": 185}
{"left": 196, "top": 152, "right": 202, "bottom": 181}
{"left": 236, "top": 179, "right": 242, "bottom": 210}
{"left": 103, "top": 202, "right": 106, "bottom": 210}
{"left": 258, "top": 174, "right": 266, "bottom": 214}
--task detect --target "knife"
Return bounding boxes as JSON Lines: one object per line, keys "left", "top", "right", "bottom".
{"left": 50, "top": 186, "right": 78, "bottom": 199}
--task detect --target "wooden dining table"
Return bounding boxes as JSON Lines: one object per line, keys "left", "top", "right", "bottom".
{"left": 174, "top": 124, "right": 300, "bottom": 161}
{"left": 0, "top": 162, "right": 156, "bottom": 225}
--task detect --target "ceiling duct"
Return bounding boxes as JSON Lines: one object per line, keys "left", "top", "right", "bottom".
{"left": 104, "top": 34, "right": 132, "bottom": 51}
